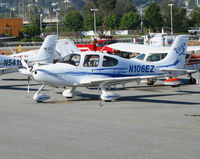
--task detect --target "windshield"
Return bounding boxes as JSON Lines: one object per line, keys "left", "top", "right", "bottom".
{"left": 136, "top": 54, "right": 145, "bottom": 60}
{"left": 60, "top": 54, "right": 81, "bottom": 66}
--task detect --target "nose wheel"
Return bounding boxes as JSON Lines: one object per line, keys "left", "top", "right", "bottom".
{"left": 33, "top": 85, "right": 50, "bottom": 102}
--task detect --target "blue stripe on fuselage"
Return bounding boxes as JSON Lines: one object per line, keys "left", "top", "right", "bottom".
{"left": 36, "top": 69, "right": 163, "bottom": 78}
{"left": 157, "top": 58, "right": 181, "bottom": 68}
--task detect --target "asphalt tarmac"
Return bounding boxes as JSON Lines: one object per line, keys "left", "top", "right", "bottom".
{"left": 0, "top": 72, "right": 200, "bottom": 159}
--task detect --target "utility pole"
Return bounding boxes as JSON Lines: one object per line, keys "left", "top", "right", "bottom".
{"left": 40, "top": 14, "right": 43, "bottom": 37}
{"left": 91, "top": 8, "right": 98, "bottom": 36}
{"left": 56, "top": 10, "right": 59, "bottom": 36}
{"left": 168, "top": 4, "right": 174, "bottom": 35}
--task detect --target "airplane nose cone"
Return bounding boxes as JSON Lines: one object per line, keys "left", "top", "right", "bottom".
{"left": 32, "top": 68, "right": 56, "bottom": 85}
{"left": 33, "top": 69, "right": 44, "bottom": 82}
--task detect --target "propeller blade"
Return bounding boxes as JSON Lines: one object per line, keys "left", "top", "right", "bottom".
{"left": 21, "top": 60, "right": 29, "bottom": 70}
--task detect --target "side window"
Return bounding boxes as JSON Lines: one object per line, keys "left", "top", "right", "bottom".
{"left": 161, "top": 53, "right": 167, "bottom": 59}
{"left": 103, "top": 56, "right": 118, "bottom": 67}
{"left": 83, "top": 55, "right": 99, "bottom": 67}
{"left": 146, "top": 54, "right": 161, "bottom": 62}
{"left": 136, "top": 54, "right": 145, "bottom": 60}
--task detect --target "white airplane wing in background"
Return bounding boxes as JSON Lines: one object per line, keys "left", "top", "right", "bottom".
{"left": 108, "top": 43, "right": 200, "bottom": 54}
{"left": 107, "top": 43, "right": 170, "bottom": 53}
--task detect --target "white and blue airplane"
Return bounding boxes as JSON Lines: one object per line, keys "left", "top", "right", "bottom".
{"left": 0, "top": 35, "right": 57, "bottom": 76}
{"left": 26, "top": 35, "right": 193, "bottom": 102}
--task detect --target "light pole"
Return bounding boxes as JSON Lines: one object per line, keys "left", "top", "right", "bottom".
{"left": 56, "top": 10, "right": 59, "bottom": 36}
{"left": 139, "top": 8, "right": 143, "bottom": 33}
{"left": 168, "top": 4, "right": 174, "bottom": 35}
{"left": 40, "top": 14, "right": 43, "bottom": 36}
{"left": 91, "top": 8, "right": 98, "bottom": 36}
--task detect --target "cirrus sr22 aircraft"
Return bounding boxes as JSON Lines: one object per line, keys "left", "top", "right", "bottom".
{"left": 26, "top": 35, "right": 193, "bottom": 102}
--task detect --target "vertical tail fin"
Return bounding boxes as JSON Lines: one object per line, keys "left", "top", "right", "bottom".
{"left": 158, "top": 35, "right": 189, "bottom": 69}
{"left": 34, "top": 35, "right": 58, "bottom": 64}
{"left": 55, "top": 38, "right": 81, "bottom": 58}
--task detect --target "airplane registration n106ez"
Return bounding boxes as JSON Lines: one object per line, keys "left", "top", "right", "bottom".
{"left": 28, "top": 35, "right": 193, "bottom": 102}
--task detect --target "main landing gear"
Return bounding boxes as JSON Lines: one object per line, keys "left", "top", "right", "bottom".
{"left": 99, "top": 83, "right": 120, "bottom": 102}
{"left": 33, "top": 84, "right": 120, "bottom": 103}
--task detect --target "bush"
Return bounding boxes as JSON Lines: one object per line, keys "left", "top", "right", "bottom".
{"left": 31, "top": 37, "right": 43, "bottom": 42}
{"left": 21, "top": 38, "right": 31, "bottom": 42}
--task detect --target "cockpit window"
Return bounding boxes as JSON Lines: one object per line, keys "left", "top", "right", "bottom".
{"left": 83, "top": 55, "right": 99, "bottom": 67}
{"left": 103, "top": 56, "right": 118, "bottom": 67}
{"left": 60, "top": 54, "right": 81, "bottom": 66}
{"left": 136, "top": 53, "right": 145, "bottom": 60}
{"left": 146, "top": 53, "right": 167, "bottom": 62}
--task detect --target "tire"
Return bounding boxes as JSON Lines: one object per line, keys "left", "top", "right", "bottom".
{"left": 147, "top": 78, "right": 156, "bottom": 85}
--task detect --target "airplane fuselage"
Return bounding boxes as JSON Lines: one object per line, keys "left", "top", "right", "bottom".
{"left": 32, "top": 52, "right": 180, "bottom": 87}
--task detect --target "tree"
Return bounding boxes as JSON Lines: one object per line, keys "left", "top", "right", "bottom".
{"left": 21, "top": 25, "right": 40, "bottom": 38}
{"left": 63, "top": 9, "right": 83, "bottom": 32}
{"left": 173, "top": 7, "right": 188, "bottom": 33}
{"left": 72, "top": 0, "right": 85, "bottom": 10}
{"left": 143, "top": 2, "right": 163, "bottom": 32}
{"left": 82, "top": 0, "right": 135, "bottom": 22}
{"left": 120, "top": 11, "right": 141, "bottom": 30}
{"left": 27, "top": 5, "right": 40, "bottom": 26}
{"left": 114, "top": 0, "right": 136, "bottom": 18}
{"left": 189, "top": 7, "right": 200, "bottom": 27}
{"left": 103, "top": 14, "right": 118, "bottom": 30}
{"left": 161, "top": 2, "right": 188, "bottom": 33}
{"left": 83, "top": 14, "right": 101, "bottom": 30}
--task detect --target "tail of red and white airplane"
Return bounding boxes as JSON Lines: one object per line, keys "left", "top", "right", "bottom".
{"left": 30, "top": 35, "right": 58, "bottom": 64}
{"left": 157, "top": 35, "right": 189, "bottom": 69}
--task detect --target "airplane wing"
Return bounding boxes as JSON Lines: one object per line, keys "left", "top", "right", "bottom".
{"left": 107, "top": 43, "right": 170, "bottom": 53}
{"left": 80, "top": 69, "right": 197, "bottom": 86}
{"left": 79, "top": 75, "right": 164, "bottom": 86}
{"left": 108, "top": 43, "right": 200, "bottom": 53}
{"left": 187, "top": 46, "right": 200, "bottom": 52}
{"left": 160, "top": 68, "right": 198, "bottom": 76}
